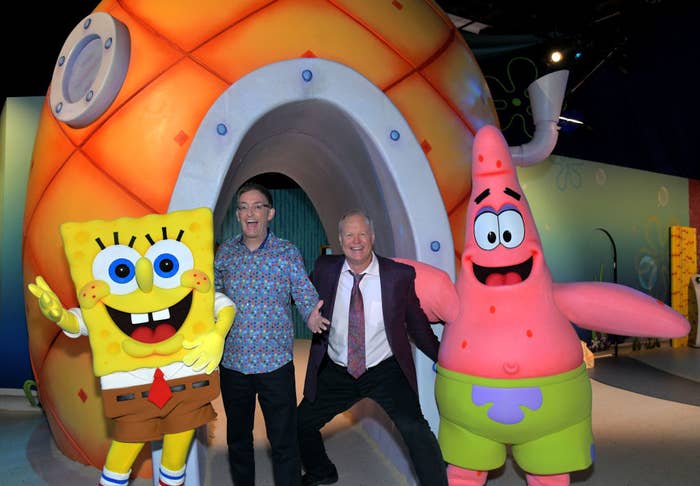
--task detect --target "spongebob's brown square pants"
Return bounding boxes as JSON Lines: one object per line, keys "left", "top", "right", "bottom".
{"left": 101, "top": 370, "right": 220, "bottom": 442}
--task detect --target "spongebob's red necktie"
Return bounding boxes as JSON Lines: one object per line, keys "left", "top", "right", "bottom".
{"left": 347, "top": 272, "right": 366, "bottom": 379}
{"left": 148, "top": 368, "right": 172, "bottom": 408}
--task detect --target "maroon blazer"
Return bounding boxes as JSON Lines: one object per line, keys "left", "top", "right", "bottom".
{"left": 302, "top": 254, "right": 440, "bottom": 402}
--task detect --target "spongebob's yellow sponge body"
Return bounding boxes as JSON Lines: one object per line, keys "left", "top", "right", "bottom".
{"left": 60, "top": 207, "right": 216, "bottom": 376}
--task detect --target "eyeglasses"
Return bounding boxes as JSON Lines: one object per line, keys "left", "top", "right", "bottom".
{"left": 237, "top": 203, "right": 271, "bottom": 212}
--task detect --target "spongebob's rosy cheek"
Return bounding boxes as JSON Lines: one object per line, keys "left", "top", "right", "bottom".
{"left": 181, "top": 269, "right": 212, "bottom": 293}
{"left": 78, "top": 280, "right": 110, "bottom": 308}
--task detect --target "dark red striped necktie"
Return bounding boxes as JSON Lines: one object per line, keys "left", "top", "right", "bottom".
{"left": 347, "top": 272, "right": 366, "bottom": 379}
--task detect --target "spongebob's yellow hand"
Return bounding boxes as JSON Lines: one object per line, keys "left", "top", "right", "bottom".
{"left": 215, "top": 303, "right": 235, "bottom": 337}
{"left": 182, "top": 332, "right": 225, "bottom": 375}
{"left": 182, "top": 301, "right": 235, "bottom": 374}
{"left": 27, "top": 276, "right": 80, "bottom": 334}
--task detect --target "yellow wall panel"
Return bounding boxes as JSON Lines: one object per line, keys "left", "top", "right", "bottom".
{"left": 670, "top": 225, "right": 696, "bottom": 346}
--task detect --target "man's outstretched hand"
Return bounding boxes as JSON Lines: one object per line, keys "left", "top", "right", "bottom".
{"left": 306, "top": 300, "right": 330, "bottom": 334}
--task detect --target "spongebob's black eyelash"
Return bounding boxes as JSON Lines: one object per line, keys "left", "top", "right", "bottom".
{"left": 95, "top": 234, "right": 136, "bottom": 249}
{"left": 95, "top": 226, "right": 182, "bottom": 249}
{"left": 145, "top": 227, "right": 185, "bottom": 245}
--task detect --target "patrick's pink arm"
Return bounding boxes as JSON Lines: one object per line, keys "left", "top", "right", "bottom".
{"left": 393, "top": 258, "right": 459, "bottom": 323}
{"left": 553, "top": 282, "right": 690, "bottom": 338}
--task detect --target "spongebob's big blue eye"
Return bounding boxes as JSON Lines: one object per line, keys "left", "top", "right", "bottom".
{"left": 153, "top": 253, "right": 179, "bottom": 278}
{"left": 92, "top": 245, "right": 142, "bottom": 295}
{"left": 145, "top": 240, "right": 193, "bottom": 289}
{"left": 109, "top": 258, "right": 135, "bottom": 283}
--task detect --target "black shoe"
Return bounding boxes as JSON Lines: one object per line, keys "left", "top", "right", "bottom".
{"left": 301, "top": 470, "right": 339, "bottom": 486}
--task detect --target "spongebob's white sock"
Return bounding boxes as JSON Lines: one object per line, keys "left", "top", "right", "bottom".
{"left": 99, "top": 467, "right": 130, "bottom": 486}
{"left": 158, "top": 464, "right": 186, "bottom": 486}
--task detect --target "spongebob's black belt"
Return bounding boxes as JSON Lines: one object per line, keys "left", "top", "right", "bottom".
{"left": 100, "top": 369, "right": 221, "bottom": 419}
{"left": 116, "top": 377, "right": 212, "bottom": 402}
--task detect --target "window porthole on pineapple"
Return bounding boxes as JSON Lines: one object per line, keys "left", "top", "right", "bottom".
{"left": 49, "top": 12, "right": 130, "bottom": 128}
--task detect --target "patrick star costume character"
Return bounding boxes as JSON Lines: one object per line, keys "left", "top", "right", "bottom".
{"left": 402, "top": 125, "right": 690, "bottom": 486}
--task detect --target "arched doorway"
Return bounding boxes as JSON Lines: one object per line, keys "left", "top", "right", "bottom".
{"left": 167, "top": 58, "right": 454, "bottom": 479}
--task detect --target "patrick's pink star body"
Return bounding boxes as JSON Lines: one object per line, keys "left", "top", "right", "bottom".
{"left": 400, "top": 125, "right": 689, "bottom": 486}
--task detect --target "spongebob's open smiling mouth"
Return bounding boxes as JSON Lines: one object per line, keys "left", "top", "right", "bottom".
{"left": 472, "top": 257, "right": 533, "bottom": 286}
{"left": 105, "top": 292, "right": 193, "bottom": 343}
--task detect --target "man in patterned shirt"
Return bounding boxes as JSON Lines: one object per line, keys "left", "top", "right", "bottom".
{"left": 215, "top": 181, "right": 329, "bottom": 486}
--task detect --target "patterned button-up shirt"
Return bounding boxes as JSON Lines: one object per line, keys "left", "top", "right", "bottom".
{"left": 214, "top": 231, "right": 319, "bottom": 374}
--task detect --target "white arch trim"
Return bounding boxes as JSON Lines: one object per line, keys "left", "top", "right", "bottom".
{"left": 169, "top": 58, "right": 454, "bottom": 278}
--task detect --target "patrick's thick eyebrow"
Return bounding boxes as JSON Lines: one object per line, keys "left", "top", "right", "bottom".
{"left": 474, "top": 188, "right": 490, "bottom": 204}
{"left": 504, "top": 187, "right": 521, "bottom": 201}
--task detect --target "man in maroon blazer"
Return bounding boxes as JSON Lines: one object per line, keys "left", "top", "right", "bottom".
{"left": 298, "top": 209, "right": 447, "bottom": 486}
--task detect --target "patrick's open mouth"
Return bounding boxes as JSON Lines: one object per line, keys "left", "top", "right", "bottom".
{"left": 105, "top": 292, "right": 192, "bottom": 343}
{"left": 472, "top": 257, "right": 533, "bottom": 286}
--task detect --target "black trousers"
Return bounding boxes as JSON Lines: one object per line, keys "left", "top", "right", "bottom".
{"left": 297, "top": 357, "right": 448, "bottom": 486}
{"left": 220, "top": 362, "right": 301, "bottom": 486}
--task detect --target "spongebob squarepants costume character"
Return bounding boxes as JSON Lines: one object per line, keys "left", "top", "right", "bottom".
{"left": 28, "top": 207, "right": 234, "bottom": 486}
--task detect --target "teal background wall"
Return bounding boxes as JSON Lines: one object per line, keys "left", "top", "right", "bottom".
{"left": 518, "top": 155, "right": 688, "bottom": 303}
{"left": 1, "top": 97, "right": 44, "bottom": 388}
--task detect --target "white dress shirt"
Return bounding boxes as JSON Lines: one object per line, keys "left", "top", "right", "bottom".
{"left": 327, "top": 253, "right": 392, "bottom": 368}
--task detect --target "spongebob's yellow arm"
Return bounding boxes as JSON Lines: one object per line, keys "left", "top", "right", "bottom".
{"left": 182, "top": 292, "right": 235, "bottom": 374}
{"left": 213, "top": 292, "right": 236, "bottom": 337}
{"left": 27, "top": 276, "right": 83, "bottom": 335}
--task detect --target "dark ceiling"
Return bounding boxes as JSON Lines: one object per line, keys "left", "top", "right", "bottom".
{"left": 435, "top": 0, "right": 699, "bottom": 180}
{"left": 3, "top": 1, "right": 697, "bottom": 179}
{"left": 436, "top": 0, "right": 639, "bottom": 87}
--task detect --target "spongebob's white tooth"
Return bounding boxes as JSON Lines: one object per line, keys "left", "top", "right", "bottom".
{"left": 131, "top": 313, "right": 148, "bottom": 325}
{"left": 152, "top": 309, "right": 170, "bottom": 321}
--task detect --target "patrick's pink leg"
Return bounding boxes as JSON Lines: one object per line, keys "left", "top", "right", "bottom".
{"left": 446, "top": 464, "right": 487, "bottom": 486}
{"left": 525, "top": 473, "right": 570, "bottom": 486}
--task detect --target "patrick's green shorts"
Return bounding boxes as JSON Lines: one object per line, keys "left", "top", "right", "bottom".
{"left": 435, "top": 363, "right": 594, "bottom": 474}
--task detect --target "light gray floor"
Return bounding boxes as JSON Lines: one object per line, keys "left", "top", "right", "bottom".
{"left": 629, "top": 345, "right": 700, "bottom": 382}
{"left": 2, "top": 343, "right": 699, "bottom": 485}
